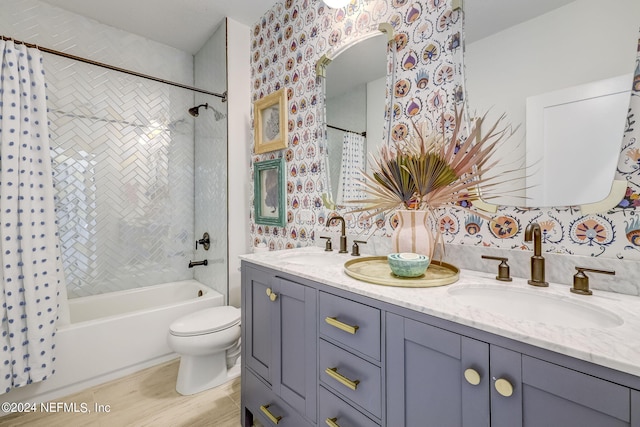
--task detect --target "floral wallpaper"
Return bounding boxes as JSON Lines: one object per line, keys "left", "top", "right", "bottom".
{"left": 249, "top": 0, "right": 640, "bottom": 262}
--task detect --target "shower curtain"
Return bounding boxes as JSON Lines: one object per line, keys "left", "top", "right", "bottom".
{"left": 0, "top": 40, "right": 67, "bottom": 393}
{"left": 336, "top": 132, "right": 367, "bottom": 205}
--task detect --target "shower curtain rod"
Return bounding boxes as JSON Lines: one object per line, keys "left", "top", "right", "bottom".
{"left": 327, "top": 124, "right": 366, "bottom": 137}
{"left": 1, "top": 35, "right": 227, "bottom": 101}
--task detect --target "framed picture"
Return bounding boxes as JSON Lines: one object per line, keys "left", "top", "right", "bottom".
{"left": 254, "top": 158, "right": 286, "bottom": 226}
{"left": 253, "top": 88, "right": 288, "bottom": 154}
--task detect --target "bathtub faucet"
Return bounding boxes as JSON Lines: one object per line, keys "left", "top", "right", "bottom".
{"left": 188, "top": 259, "right": 208, "bottom": 268}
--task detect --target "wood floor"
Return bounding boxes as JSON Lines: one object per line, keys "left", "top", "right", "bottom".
{"left": 0, "top": 359, "right": 241, "bottom": 427}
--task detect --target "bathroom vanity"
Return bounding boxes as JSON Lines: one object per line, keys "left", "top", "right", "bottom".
{"left": 240, "top": 247, "right": 640, "bottom": 427}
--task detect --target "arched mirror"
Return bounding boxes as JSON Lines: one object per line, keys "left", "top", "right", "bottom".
{"left": 463, "top": 0, "right": 640, "bottom": 210}
{"left": 317, "top": 26, "right": 394, "bottom": 207}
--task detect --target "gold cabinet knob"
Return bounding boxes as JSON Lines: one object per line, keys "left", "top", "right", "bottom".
{"left": 494, "top": 378, "right": 514, "bottom": 397}
{"left": 266, "top": 288, "right": 278, "bottom": 302}
{"left": 464, "top": 368, "right": 481, "bottom": 386}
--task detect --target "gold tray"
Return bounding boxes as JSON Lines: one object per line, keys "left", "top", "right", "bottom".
{"left": 343, "top": 256, "right": 459, "bottom": 288}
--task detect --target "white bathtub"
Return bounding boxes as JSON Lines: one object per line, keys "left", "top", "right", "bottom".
{"left": 4, "top": 280, "right": 224, "bottom": 404}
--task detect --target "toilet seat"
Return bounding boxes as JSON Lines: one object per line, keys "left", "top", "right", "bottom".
{"left": 169, "top": 306, "right": 240, "bottom": 337}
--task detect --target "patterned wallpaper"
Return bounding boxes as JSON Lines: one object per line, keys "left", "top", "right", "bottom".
{"left": 249, "top": 0, "right": 640, "bottom": 262}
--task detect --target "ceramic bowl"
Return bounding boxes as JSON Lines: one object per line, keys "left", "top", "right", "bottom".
{"left": 387, "top": 252, "right": 431, "bottom": 278}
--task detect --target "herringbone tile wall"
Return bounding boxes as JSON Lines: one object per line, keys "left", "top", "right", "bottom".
{"left": 2, "top": 0, "right": 228, "bottom": 298}
{"left": 47, "top": 55, "right": 201, "bottom": 297}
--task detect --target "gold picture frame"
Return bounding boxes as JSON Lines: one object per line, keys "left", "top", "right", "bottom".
{"left": 253, "top": 88, "right": 288, "bottom": 154}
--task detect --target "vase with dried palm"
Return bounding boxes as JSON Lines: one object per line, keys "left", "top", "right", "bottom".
{"left": 352, "top": 107, "right": 516, "bottom": 259}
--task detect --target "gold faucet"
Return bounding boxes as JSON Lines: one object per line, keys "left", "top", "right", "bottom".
{"left": 524, "top": 222, "right": 548, "bottom": 287}
{"left": 329, "top": 216, "right": 348, "bottom": 253}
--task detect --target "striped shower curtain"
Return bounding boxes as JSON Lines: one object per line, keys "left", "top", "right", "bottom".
{"left": 336, "top": 132, "right": 367, "bottom": 205}
{"left": 0, "top": 39, "right": 67, "bottom": 393}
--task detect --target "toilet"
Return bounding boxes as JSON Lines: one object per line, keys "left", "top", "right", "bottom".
{"left": 168, "top": 305, "right": 241, "bottom": 395}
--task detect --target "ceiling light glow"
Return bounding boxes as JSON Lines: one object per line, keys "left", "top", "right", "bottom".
{"left": 323, "top": 0, "right": 350, "bottom": 8}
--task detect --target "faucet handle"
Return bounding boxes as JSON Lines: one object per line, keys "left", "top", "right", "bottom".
{"left": 481, "top": 255, "right": 512, "bottom": 282}
{"left": 320, "top": 236, "right": 333, "bottom": 252}
{"left": 351, "top": 240, "right": 367, "bottom": 256}
{"left": 571, "top": 267, "right": 615, "bottom": 295}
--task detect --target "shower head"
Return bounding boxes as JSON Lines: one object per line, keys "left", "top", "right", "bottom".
{"left": 188, "top": 103, "right": 226, "bottom": 121}
{"left": 188, "top": 103, "right": 208, "bottom": 117}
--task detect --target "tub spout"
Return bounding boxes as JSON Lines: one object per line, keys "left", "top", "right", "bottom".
{"left": 188, "top": 259, "right": 208, "bottom": 268}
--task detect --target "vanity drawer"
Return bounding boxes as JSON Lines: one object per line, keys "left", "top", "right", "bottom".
{"left": 319, "top": 339, "right": 382, "bottom": 419}
{"left": 319, "top": 291, "right": 381, "bottom": 360}
{"left": 244, "top": 370, "right": 313, "bottom": 427}
{"left": 320, "top": 385, "right": 380, "bottom": 427}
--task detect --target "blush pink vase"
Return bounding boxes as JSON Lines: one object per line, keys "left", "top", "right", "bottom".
{"left": 391, "top": 209, "right": 435, "bottom": 259}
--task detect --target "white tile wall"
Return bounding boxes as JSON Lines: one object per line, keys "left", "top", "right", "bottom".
{"left": 0, "top": 0, "right": 230, "bottom": 298}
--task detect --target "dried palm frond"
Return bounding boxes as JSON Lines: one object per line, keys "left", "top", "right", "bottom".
{"left": 350, "top": 106, "right": 516, "bottom": 218}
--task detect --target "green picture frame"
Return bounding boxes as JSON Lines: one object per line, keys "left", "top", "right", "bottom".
{"left": 254, "top": 158, "right": 286, "bottom": 227}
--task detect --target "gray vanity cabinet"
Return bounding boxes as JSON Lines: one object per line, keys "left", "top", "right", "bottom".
{"left": 318, "top": 291, "right": 383, "bottom": 425}
{"left": 244, "top": 266, "right": 273, "bottom": 382}
{"left": 242, "top": 260, "right": 640, "bottom": 427}
{"left": 386, "top": 313, "right": 491, "bottom": 427}
{"left": 491, "top": 346, "right": 633, "bottom": 427}
{"left": 242, "top": 264, "right": 317, "bottom": 426}
{"left": 633, "top": 391, "right": 640, "bottom": 427}
{"left": 386, "top": 313, "right": 636, "bottom": 427}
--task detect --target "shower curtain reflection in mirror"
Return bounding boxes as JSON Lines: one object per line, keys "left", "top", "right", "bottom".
{"left": 336, "top": 132, "right": 367, "bottom": 205}
{"left": 0, "top": 40, "right": 68, "bottom": 393}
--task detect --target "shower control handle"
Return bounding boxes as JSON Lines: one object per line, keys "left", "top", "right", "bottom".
{"left": 196, "top": 232, "right": 211, "bottom": 251}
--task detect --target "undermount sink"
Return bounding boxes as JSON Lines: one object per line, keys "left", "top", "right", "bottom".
{"left": 280, "top": 252, "right": 347, "bottom": 266}
{"left": 448, "top": 285, "right": 623, "bottom": 329}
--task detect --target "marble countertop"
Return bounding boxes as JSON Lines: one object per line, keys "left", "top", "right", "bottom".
{"left": 241, "top": 247, "right": 640, "bottom": 378}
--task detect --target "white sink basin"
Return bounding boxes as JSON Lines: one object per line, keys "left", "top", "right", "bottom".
{"left": 280, "top": 252, "right": 347, "bottom": 266}
{"left": 448, "top": 285, "right": 623, "bottom": 329}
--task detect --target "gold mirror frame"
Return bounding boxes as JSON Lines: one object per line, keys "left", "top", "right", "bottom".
{"left": 316, "top": 23, "right": 394, "bottom": 80}
{"left": 315, "top": 23, "right": 395, "bottom": 208}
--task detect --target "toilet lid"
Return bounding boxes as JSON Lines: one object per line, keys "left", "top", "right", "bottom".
{"left": 169, "top": 306, "right": 241, "bottom": 337}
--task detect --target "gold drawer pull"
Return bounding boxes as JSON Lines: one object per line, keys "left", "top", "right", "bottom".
{"left": 326, "top": 417, "right": 341, "bottom": 427}
{"left": 266, "top": 288, "right": 278, "bottom": 302}
{"left": 260, "top": 404, "right": 282, "bottom": 424}
{"left": 325, "top": 367, "right": 360, "bottom": 390}
{"left": 494, "top": 378, "right": 514, "bottom": 397}
{"left": 464, "top": 368, "right": 481, "bottom": 386}
{"left": 325, "top": 316, "right": 359, "bottom": 334}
